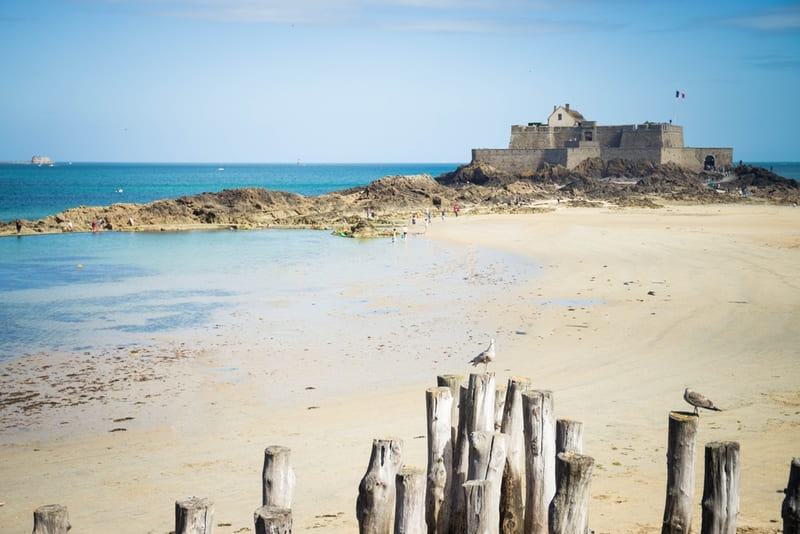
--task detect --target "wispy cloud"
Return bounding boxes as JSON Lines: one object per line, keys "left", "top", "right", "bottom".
{"left": 718, "top": 3, "right": 800, "bottom": 31}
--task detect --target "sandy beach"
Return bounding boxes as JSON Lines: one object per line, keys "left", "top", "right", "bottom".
{"left": 1, "top": 203, "right": 798, "bottom": 533}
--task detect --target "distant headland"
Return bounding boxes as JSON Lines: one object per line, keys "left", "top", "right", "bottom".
{"left": 0, "top": 155, "right": 54, "bottom": 165}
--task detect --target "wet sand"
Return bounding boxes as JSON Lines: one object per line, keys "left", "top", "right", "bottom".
{"left": 1, "top": 203, "right": 798, "bottom": 533}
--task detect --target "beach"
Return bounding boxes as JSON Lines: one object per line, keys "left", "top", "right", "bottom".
{"left": 1, "top": 203, "right": 798, "bottom": 533}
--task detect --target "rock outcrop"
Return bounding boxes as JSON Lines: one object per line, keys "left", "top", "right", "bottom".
{"left": 2, "top": 162, "right": 798, "bottom": 237}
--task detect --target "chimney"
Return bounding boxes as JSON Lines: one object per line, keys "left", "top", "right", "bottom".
{"left": 565, "top": 103, "right": 570, "bottom": 111}
{"left": 553, "top": 105, "right": 557, "bottom": 112}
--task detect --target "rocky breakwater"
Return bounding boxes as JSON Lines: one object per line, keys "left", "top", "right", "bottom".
{"left": 2, "top": 163, "right": 798, "bottom": 237}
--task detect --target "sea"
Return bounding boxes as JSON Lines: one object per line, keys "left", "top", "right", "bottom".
{"left": 0, "top": 160, "right": 796, "bottom": 363}
{"left": 0, "top": 162, "right": 534, "bottom": 363}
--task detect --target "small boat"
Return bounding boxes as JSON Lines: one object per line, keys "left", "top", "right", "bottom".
{"left": 218, "top": 167, "right": 224, "bottom": 171}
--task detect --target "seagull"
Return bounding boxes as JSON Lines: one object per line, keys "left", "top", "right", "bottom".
{"left": 469, "top": 338, "right": 495, "bottom": 371}
{"left": 684, "top": 388, "right": 722, "bottom": 415}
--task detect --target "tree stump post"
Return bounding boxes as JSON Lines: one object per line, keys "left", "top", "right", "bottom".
{"left": 468, "top": 430, "right": 509, "bottom": 526}
{"left": 500, "top": 377, "right": 530, "bottom": 534}
{"left": 701, "top": 441, "right": 740, "bottom": 534}
{"left": 175, "top": 497, "right": 214, "bottom": 534}
{"left": 395, "top": 466, "right": 426, "bottom": 534}
{"left": 426, "top": 386, "right": 454, "bottom": 534}
{"left": 781, "top": 457, "right": 800, "bottom": 534}
{"left": 494, "top": 386, "right": 507, "bottom": 432}
{"left": 555, "top": 419, "right": 583, "bottom": 455}
{"left": 522, "top": 390, "right": 556, "bottom": 534}
{"left": 32, "top": 504, "right": 71, "bottom": 534}
{"left": 449, "top": 385, "right": 470, "bottom": 534}
{"left": 549, "top": 452, "right": 594, "bottom": 534}
{"left": 254, "top": 506, "right": 292, "bottom": 534}
{"left": 437, "top": 374, "right": 463, "bottom": 439}
{"left": 468, "top": 373, "right": 497, "bottom": 435}
{"left": 357, "top": 438, "right": 404, "bottom": 534}
{"left": 263, "top": 445, "right": 296, "bottom": 508}
{"left": 661, "top": 411, "right": 699, "bottom": 534}
{"left": 465, "top": 480, "right": 498, "bottom": 534}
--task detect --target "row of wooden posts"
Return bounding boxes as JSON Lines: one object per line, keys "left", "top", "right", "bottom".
{"left": 30, "top": 372, "right": 800, "bottom": 534}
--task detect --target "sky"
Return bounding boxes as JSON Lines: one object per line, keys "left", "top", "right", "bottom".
{"left": 1, "top": 0, "right": 799, "bottom": 163}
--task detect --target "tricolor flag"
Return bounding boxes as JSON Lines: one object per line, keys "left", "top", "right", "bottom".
{"left": 675, "top": 90, "right": 685, "bottom": 99}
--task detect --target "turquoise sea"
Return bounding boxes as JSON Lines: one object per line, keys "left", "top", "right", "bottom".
{"left": 0, "top": 162, "right": 539, "bottom": 363}
{"left": 0, "top": 160, "right": 795, "bottom": 363}
{"left": 0, "top": 162, "right": 461, "bottom": 223}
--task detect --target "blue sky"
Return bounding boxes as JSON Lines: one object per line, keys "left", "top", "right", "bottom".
{"left": 1, "top": 0, "right": 798, "bottom": 163}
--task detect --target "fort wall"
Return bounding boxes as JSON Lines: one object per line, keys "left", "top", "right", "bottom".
{"left": 480, "top": 115, "right": 731, "bottom": 172}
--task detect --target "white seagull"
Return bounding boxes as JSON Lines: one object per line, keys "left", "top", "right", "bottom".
{"left": 684, "top": 388, "right": 722, "bottom": 415}
{"left": 469, "top": 338, "right": 495, "bottom": 371}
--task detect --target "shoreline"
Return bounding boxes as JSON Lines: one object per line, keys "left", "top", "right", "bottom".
{"left": 1, "top": 203, "right": 798, "bottom": 533}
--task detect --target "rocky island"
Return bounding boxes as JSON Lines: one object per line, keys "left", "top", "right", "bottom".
{"left": 2, "top": 160, "right": 797, "bottom": 238}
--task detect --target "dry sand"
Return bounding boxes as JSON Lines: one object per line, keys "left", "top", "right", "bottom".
{"left": 1, "top": 203, "right": 798, "bottom": 533}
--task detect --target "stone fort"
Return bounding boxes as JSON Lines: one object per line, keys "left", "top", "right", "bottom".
{"left": 472, "top": 104, "right": 733, "bottom": 172}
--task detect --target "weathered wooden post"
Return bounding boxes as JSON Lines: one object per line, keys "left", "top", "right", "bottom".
{"left": 449, "top": 385, "right": 470, "bottom": 534}
{"left": 396, "top": 466, "right": 427, "bottom": 534}
{"left": 32, "top": 504, "right": 71, "bottom": 534}
{"left": 781, "top": 457, "right": 800, "bottom": 534}
{"left": 357, "top": 438, "right": 404, "bottom": 534}
{"left": 555, "top": 418, "right": 583, "bottom": 455}
{"left": 549, "top": 452, "right": 594, "bottom": 534}
{"left": 450, "top": 374, "right": 496, "bottom": 534}
{"left": 661, "top": 411, "right": 699, "bottom": 534}
{"left": 437, "top": 374, "right": 463, "bottom": 437}
{"left": 263, "top": 445, "right": 296, "bottom": 508}
{"left": 495, "top": 386, "right": 507, "bottom": 432}
{"left": 465, "top": 479, "right": 498, "bottom": 534}
{"left": 175, "top": 497, "right": 214, "bottom": 534}
{"left": 427, "top": 386, "right": 454, "bottom": 534}
{"left": 254, "top": 506, "right": 292, "bottom": 534}
{"left": 701, "top": 441, "right": 740, "bottom": 534}
{"left": 522, "top": 390, "right": 556, "bottom": 534}
{"left": 499, "top": 377, "right": 529, "bottom": 534}
{"left": 469, "top": 430, "right": 509, "bottom": 523}
{"left": 468, "top": 373, "right": 497, "bottom": 435}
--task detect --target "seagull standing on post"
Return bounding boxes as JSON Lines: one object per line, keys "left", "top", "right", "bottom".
{"left": 469, "top": 338, "right": 495, "bottom": 372}
{"left": 684, "top": 388, "right": 722, "bottom": 415}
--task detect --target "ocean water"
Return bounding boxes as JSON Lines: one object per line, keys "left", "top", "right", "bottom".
{"left": 0, "top": 227, "right": 532, "bottom": 362}
{"left": 0, "top": 162, "right": 461, "bottom": 222}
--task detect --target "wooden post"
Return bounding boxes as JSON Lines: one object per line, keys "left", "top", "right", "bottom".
{"left": 661, "top": 411, "right": 699, "bottom": 534}
{"left": 396, "top": 466, "right": 426, "bottom": 534}
{"left": 467, "top": 373, "right": 497, "bottom": 434}
{"left": 437, "top": 374, "right": 463, "bottom": 438}
{"left": 32, "top": 504, "right": 71, "bottom": 534}
{"left": 494, "top": 386, "right": 507, "bottom": 432}
{"left": 500, "top": 377, "right": 530, "bottom": 534}
{"left": 555, "top": 419, "right": 583, "bottom": 455}
{"left": 254, "top": 506, "right": 292, "bottom": 534}
{"left": 465, "top": 480, "right": 498, "bottom": 534}
{"left": 549, "top": 452, "right": 594, "bottom": 534}
{"left": 449, "top": 385, "right": 470, "bottom": 534}
{"left": 701, "top": 441, "right": 740, "bottom": 534}
{"left": 263, "top": 445, "right": 296, "bottom": 508}
{"left": 450, "top": 374, "right": 495, "bottom": 534}
{"left": 781, "top": 457, "right": 800, "bottom": 534}
{"left": 175, "top": 497, "right": 214, "bottom": 534}
{"left": 468, "top": 430, "right": 509, "bottom": 525}
{"left": 522, "top": 390, "right": 556, "bottom": 534}
{"left": 427, "top": 386, "right": 454, "bottom": 534}
{"left": 357, "top": 438, "right": 404, "bottom": 534}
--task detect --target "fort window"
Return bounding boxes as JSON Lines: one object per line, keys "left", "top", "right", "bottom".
{"left": 704, "top": 155, "right": 716, "bottom": 169}
{"left": 584, "top": 131, "right": 593, "bottom": 141}
{"left": 558, "top": 113, "right": 562, "bottom": 121}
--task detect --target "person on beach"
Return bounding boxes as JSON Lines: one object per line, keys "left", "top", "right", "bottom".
{"left": 15, "top": 219, "right": 22, "bottom": 234}
{"left": 453, "top": 204, "right": 460, "bottom": 217}
{"left": 391, "top": 227, "right": 397, "bottom": 243}
{"left": 91, "top": 220, "right": 97, "bottom": 232}
{"left": 403, "top": 225, "right": 408, "bottom": 239}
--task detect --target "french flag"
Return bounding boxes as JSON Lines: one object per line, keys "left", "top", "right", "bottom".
{"left": 675, "top": 90, "right": 685, "bottom": 99}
